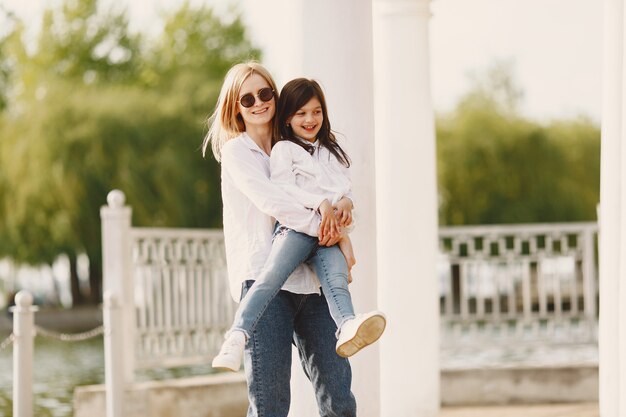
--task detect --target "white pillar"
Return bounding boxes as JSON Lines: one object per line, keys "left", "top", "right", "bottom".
{"left": 12, "top": 290, "right": 37, "bottom": 417}
{"left": 243, "top": 2, "right": 379, "bottom": 416}
{"left": 100, "top": 190, "right": 135, "bottom": 384}
{"left": 599, "top": 0, "right": 626, "bottom": 415}
{"left": 373, "top": 0, "right": 440, "bottom": 416}
{"left": 103, "top": 292, "right": 124, "bottom": 417}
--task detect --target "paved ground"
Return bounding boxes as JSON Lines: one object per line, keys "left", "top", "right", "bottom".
{"left": 441, "top": 403, "right": 598, "bottom": 417}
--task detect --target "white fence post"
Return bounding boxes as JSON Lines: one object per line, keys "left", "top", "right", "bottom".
{"left": 100, "top": 190, "right": 134, "bottom": 387}
{"left": 104, "top": 292, "right": 124, "bottom": 417}
{"left": 12, "top": 290, "right": 38, "bottom": 417}
{"left": 582, "top": 228, "right": 597, "bottom": 322}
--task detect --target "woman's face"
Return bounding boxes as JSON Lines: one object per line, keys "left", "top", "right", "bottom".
{"left": 237, "top": 73, "right": 275, "bottom": 129}
{"left": 287, "top": 97, "right": 323, "bottom": 143}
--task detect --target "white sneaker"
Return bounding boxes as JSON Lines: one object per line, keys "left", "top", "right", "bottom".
{"left": 336, "top": 311, "right": 386, "bottom": 358}
{"left": 211, "top": 331, "right": 246, "bottom": 372}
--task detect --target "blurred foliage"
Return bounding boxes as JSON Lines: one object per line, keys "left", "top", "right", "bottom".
{"left": 0, "top": 1, "right": 602, "bottom": 304}
{"left": 0, "top": 0, "right": 260, "bottom": 303}
{"left": 437, "top": 62, "right": 601, "bottom": 225}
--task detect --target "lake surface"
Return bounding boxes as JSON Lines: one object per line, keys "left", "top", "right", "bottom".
{"left": 0, "top": 332, "right": 599, "bottom": 417}
{"left": 0, "top": 335, "right": 217, "bottom": 417}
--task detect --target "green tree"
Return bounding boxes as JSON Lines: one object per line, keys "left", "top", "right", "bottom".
{"left": 437, "top": 64, "right": 600, "bottom": 225}
{"left": 0, "top": 0, "right": 258, "bottom": 305}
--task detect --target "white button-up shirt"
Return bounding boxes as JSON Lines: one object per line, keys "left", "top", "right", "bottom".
{"left": 220, "top": 133, "right": 322, "bottom": 301}
{"left": 270, "top": 139, "right": 354, "bottom": 211}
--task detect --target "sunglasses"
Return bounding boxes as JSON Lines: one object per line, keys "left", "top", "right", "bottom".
{"left": 238, "top": 87, "right": 275, "bottom": 108}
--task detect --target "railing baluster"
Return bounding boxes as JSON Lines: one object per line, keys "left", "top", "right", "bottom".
{"left": 460, "top": 262, "right": 469, "bottom": 321}
{"left": 537, "top": 258, "right": 548, "bottom": 318}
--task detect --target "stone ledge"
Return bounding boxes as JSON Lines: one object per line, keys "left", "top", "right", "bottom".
{"left": 74, "top": 365, "right": 598, "bottom": 416}
{"left": 74, "top": 372, "right": 248, "bottom": 417}
{"left": 441, "top": 365, "right": 598, "bottom": 406}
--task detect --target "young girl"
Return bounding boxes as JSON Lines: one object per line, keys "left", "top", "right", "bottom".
{"left": 212, "top": 77, "right": 386, "bottom": 372}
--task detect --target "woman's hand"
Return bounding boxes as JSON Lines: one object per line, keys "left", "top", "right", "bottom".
{"left": 338, "top": 235, "right": 356, "bottom": 284}
{"left": 318, "top": 199, "right": 340, "bottom": 242}
{"left": 334, "top": 197, "right": 353, "bottom": 227}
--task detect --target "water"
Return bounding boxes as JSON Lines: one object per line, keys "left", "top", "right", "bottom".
{"left": 0, "top": 336, "right": 103, "bottom": 417}
{"left": 0, "top": 335, "right": 216, "bottom": 417}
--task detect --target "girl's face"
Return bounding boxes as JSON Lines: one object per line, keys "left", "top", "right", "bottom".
{"left": 287, "top": 97, "right": 323, "bottom": 143}
{"left": 237, "top": 73, "right": 275, "bottom": 129}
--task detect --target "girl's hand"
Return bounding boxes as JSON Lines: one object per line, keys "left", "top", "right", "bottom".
{"left": 338, "top": 236, "right": 356, "bottom": 284}
{"left": 334, "top": 197, "right": 353, "bottom": 227}
{"left": 319, "top": 228, "right": 342, "bottom": 246}
{"left": 319, "top": 199, "right": 340, "bottom": 241}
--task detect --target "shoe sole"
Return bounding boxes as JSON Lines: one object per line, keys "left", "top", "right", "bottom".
{"left": 336, "top": 314, "right": 386, "bottom": 358}
{"left": 211, "top": 358, "right": 240, "bottom": 372}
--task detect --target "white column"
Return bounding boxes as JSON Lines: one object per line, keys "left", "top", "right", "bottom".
{"left": 373, "top": 0, "right": 440, "bottom": 416}
{"left": 599, "top": 0, "right": 626, "bottom": 416}
{"left": 243, "top": 2, "right": 379, "bottom": 416}
{"left": 12, "top": 291, "right": 37, "bottom": 417}
{"left": 103, "top": 292, "right": 124, "bottom": 417}
{"left": 100, "top": 190, "right": 135, "bottom": 384}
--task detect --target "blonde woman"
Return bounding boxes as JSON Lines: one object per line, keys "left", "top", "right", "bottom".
{"left": 202, "top": 62, "right": 356, "bottom": 416}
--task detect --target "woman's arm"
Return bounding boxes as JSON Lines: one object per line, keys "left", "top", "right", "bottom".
{"left": 221, "top": 142, "right": 320, "bottom": 237}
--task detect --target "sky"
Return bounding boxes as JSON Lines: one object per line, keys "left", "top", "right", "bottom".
{"left": 2, "top": 0, "right": 603, "bottom": 123}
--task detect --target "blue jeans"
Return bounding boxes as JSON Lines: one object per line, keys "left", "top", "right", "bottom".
{"left": 241, "top": 280, "right": 357, "bottom": 417}
{"left": 230, "top": 224, "right": 356, "bottom": 338}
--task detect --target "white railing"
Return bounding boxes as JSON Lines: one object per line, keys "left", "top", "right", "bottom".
{"left": 100, "top": 190, "right": 600, "bottom": 415}
{"left": 438, "top": 222, "right": 598, "bottom": 345}
{"left": 131, "top": 227, "right": 235, "bottom": 368}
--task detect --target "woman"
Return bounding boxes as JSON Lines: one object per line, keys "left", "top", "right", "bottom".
{"left": 202, "top": 62, "right": 356, "bottom": 416}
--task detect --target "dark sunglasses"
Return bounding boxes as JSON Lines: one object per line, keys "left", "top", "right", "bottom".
{"left": 238, "top": 87, "right": 275, "bottom": 108}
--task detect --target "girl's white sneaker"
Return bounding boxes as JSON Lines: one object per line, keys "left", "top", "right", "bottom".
{"left": 335, "top": 311, "right": 386, "bottom": 358}
{"left": 211, "top": 331, "right": 246, "bottom": 372}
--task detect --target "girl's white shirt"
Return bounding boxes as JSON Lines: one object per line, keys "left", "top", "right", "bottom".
{"left": 220, "top": 132, "right": 322, "bottom": 302}
{"left": 270, "top": 139, "right": 354, "bottom": 212}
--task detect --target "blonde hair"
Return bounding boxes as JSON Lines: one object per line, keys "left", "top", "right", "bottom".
{"left": 202, "top": 62, "right": 278, "bottom": 161}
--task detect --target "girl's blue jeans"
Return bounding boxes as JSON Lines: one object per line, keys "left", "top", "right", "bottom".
{"left": 230, "top": 224, "right": 356, "bottom": 339}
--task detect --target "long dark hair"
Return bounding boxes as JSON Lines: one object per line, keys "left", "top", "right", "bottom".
{"left": 274, "top": 78, "right": 350, "bottom": 167}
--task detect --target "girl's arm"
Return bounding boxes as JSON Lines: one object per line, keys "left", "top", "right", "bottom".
{"left": 334, "top": 196, "right": 353, "bottom": 228}
{"left": 270, "top": 142, "right": 329, "bottom": 211}
{"left": 221, "top": 142, "right": 320, "bottom": 237}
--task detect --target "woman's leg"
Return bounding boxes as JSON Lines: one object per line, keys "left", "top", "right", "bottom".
{"left": 307, "top": 245, "right": 355, "bottom": 331}
{"left": 293, "top": 291, "right": 356, "bottom": 417}
{"left": 241, "top": 281, "right": 295, "bottom": 417}
{"left": 230, "top": 227, "right": 318, "bottom": 338}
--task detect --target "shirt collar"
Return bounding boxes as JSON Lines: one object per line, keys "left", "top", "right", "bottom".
{"left": 294, "top": 136, "right": 319, "bottom": 148}
{"left": 241, "top": 132, "right": 270, "bottom": 158}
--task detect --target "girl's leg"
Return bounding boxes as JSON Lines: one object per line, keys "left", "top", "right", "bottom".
{"left": 231, "top": 227, "right": 319, "bottom": 337}
{"left": 213, "top": 227, "right": 318, "bottom": 371}
{"left": 307, "top": 245, "right": 355, "bottom": 330}
{"left": 308, "top": 244, "right": 387, "bottom": 358}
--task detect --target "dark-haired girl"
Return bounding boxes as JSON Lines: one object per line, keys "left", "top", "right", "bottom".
{"left": 213, "top": 78, "right": 386, "bottom": 372}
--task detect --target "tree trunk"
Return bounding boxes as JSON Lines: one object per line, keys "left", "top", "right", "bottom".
{"left": 88, "top": 257, "right": 102, "bottom": 304}
{"left": 68, "top": 252, "right": 86, "bottom": 306}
